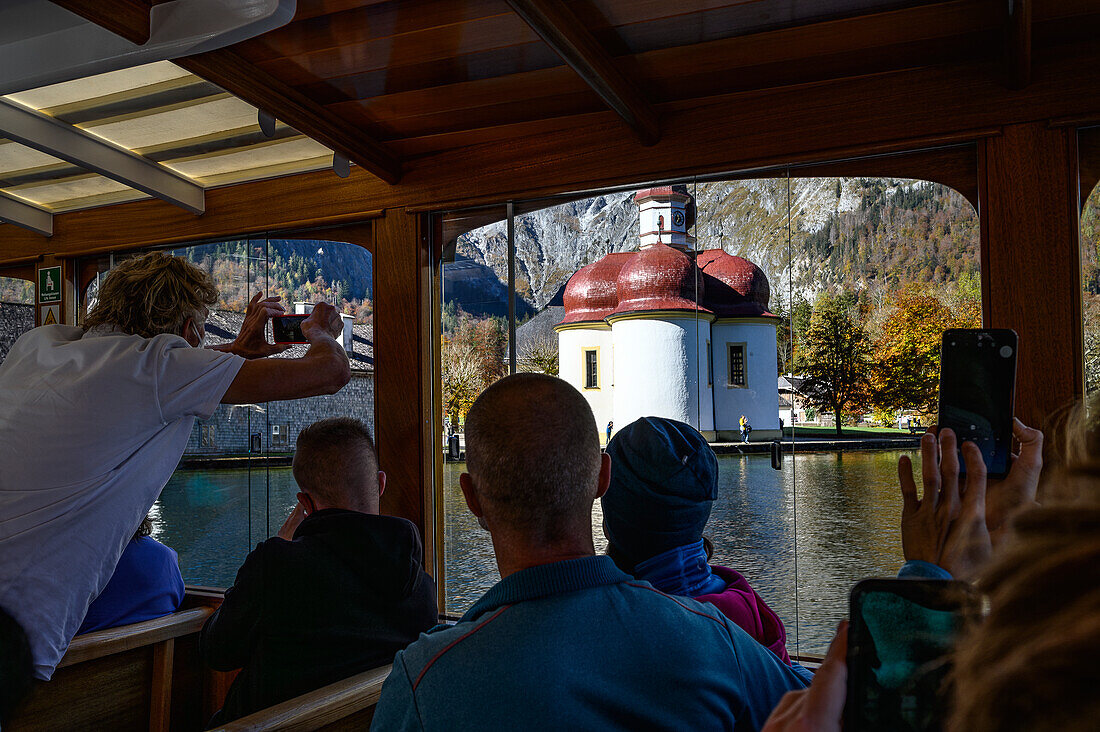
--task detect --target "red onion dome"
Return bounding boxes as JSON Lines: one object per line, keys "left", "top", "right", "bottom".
{"left": 696, "top": 249, "right": 774, "bottom": 317}
{"left": 610, "top": 243, "right": 709, "bottom": 317}
{"left": 633, "top": 185, "right": 691, "bottom": 203}
{"left": 560, "top": 252, "right": 633, "bottom": 324}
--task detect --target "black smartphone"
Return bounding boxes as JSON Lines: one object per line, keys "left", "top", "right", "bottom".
{"left": 845, "top": 579, "right": 981, "bottom": 732}
{"left": 272, "top": 314, "right": 309, "bottom": 344}
{"left": 937, "top": 328, "right": 1017, "bottom": 478}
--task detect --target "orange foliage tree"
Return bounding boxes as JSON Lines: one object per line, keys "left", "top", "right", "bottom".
{"left": 869, "top": 282, "right": 981, "bottom": 419}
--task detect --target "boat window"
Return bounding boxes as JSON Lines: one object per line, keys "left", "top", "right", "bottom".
{"left": 77, "top": 237, "right": 374, "bottom": 589}
{"left": 435, "top": 160, "right": 982, "bottom": 658}
{"left": 0, "top": 274, "right": 35, "bottom": 366}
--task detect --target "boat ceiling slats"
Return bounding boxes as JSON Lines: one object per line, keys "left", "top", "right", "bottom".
{"left": 0, "top": 60, "right": 338, "bottom": 220}
{"left": 2, "top": 0, "right": 1100, "bottom": 237}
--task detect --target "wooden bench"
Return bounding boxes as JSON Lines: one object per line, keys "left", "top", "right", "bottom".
{"left": 907, "top": 423, "right": 925, "bottom": 433}
{"left": 209, "top": 664, "right": 392, "bottom": 732}
{"left": 6, "top": 607, "right": 215, "bottom": 732}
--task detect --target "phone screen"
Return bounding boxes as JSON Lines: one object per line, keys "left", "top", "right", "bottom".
{"left": 846, "top": 579, "right": 978, "bottom": 732}
{"left": 938, "top": 329, "right": 1017, "bottom": 478}
{"left": 272, "top": 314, "right": 308, "bottom": 344}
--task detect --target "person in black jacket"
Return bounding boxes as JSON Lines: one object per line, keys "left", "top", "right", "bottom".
{"left": 201, "top": 417, "right": 438, "bottom": 725}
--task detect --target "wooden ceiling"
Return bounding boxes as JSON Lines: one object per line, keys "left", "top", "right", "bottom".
{"left": 50, "top": 0, "right": 1100, "bottom": 187}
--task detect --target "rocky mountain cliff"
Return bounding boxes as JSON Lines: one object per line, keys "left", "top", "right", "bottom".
{"left": 455, "top": 177, "right": 980, "bottom": 312}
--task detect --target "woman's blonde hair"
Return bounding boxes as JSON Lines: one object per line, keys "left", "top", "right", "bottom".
{"left": 949, "top": 395, "right": 1100, "bottom": 731}
{"left": 84, "top": 251, "right": 218, "bottom": 338}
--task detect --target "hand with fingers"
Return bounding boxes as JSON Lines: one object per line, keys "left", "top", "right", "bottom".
{"left": 898, "top": 428, "right": 992, "bottom": 580}
{"left": 276, "top": 501, "right": 308, "bottom": 541}
{"left": 301, "top": 301, "right": 343, "bottom": 342}
{"left": 986, "top": 418, "right": 1043, "bottom": 548}
{"left": 213, "top": 291, "right": 290, "bottom": 359}
{"left": 762, "top": 622, "right": 848, "bottom": 732}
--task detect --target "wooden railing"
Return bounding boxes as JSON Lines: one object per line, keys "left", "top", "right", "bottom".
{"left": 209, "top": 664, "right": 392, "bottom": 732}
{"left": 6, "top": 607, "right": 215, "bottom": 731}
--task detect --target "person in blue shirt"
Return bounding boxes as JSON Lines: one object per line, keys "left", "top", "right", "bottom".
{"left": 372, "top": 374, "right": 808, "bottom": 731}
{"left": 78, "top": 516, "right": 184, "bottom": 634}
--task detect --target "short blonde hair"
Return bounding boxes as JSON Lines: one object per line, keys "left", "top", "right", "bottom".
{"left": 84, "top": 251, "right": 218, "bottom": 338}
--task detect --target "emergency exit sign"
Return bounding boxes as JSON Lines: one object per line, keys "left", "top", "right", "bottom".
{"left": 38, "top": 266, "right": 61, "bottom": 304}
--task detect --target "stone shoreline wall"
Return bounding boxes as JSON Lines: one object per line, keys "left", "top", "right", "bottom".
{"left": 185, "top": 373, "right": 375, "bottom": 455}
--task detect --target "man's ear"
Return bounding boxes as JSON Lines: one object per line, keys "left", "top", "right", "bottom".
{"left": 459, "top": 473, "right": 483, "bottom": 517}
{"left": 296, "top": 491, "right": 315, "bottom": 515}
{"left": 594, "top": 452, "right": 612, "bottom": 499}
{"left": 377, "top": 470, "right": 387, "bottom": 498}
{"left": 181, "top": 317, "right": 200, "bottom": 347}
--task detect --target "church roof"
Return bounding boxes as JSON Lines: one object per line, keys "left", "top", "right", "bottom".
{"left": 560, "top": 246, "right": 775, "bottom": 325}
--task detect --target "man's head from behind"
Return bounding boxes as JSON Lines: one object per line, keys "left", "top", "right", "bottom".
{"left": 460, "top": 374, "right": 607, "bottom": 550}
{"left": 84, "top": 251, "right": 218, "bottom": 343}
{"left": 292, "top": 417, "right": 385, "bottom": 515}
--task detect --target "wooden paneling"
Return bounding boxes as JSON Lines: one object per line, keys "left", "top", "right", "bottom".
{"left": 506, "top": 0, "right": 661, "bottom": 145}
{"left": 980, "top": 122, "right": 1082, "bottom": 429}
{"left": 178, "top": 51, "right": 403, "bottom": 184}
{"left": 4, "top": 21, "right": 1100, "bottom": 260}
{"left": 49, "top": 0, "right": 152, "bottom": 45}
{"left": 371, "top": 210, "right": 431, "bottom": 532}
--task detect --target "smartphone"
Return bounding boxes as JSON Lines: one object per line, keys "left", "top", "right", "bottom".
{"left": 272, "top": 314, "right": 309, "bottom": 344}
{"left": 845, "top": 579, "right": 981, "bottom": 732}
{"left": 937, "top": 328, "right": 1017, "bottom": 478}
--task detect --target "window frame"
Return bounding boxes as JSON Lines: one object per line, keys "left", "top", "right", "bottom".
{"left": 583, "top": 347, "right": 601, "bottom": 390}
{"left": 727, "top": 342, "right": 747, "bottom": 388}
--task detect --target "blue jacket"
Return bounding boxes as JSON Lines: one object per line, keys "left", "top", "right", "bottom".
{"left": 79, "top": 536, "right": 184, "bottom": 634}
{"left": 371, "top": 555, "right": 807, "bottom": 731}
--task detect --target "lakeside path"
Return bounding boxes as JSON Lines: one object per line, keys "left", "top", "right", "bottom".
{"left": 711, "top": 435, "right": 921, "bottom": 454}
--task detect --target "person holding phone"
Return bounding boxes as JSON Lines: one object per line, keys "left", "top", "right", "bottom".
{"left": 0, "top": 252, "right": 351, "bottom": 682}
{"left": 762, "top": 416, "right": 1044, "bottom": 731}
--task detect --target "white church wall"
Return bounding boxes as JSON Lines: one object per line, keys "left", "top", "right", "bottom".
{"left": 610, "top": 316, "right": 701, "bottom": 430}
{"left": 695, "top": 319, "right": 715, "bottom": 434}
{"left": 712, "top": 320, "right": 780, "bottom": 440}
{"left": 558, "top": 326, "right": 615, "bottom": 442}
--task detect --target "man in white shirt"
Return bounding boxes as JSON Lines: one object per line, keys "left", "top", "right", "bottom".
{"left": 0, "top": 251, "right": 351, "bottom": 680}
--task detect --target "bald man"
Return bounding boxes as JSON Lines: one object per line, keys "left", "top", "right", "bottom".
{"left": 372, "top": 375, "right": 807, "bottom": 731}
{"left": 202, "top": 418, "right": 437, "bottom": 725}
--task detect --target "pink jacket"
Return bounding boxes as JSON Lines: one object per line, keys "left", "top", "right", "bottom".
{"left": 694, "top": 565, "right": 791, "bottom": 664}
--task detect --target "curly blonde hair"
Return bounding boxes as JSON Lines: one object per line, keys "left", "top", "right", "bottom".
{"left": 84, "top": 251, "right": 218, "bottom": 338}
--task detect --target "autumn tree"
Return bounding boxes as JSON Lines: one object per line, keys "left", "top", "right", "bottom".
{"left": 796, "top": 291, "right": 872, "bottom": 435}
{"left": 869, "top": 283, "right": 981, "bottom": 419}
{"left": 518, "top": 333, "right": 559, "bottom": 376}
{"left": 442, "top": 314, "right": 507, "bottom": 429}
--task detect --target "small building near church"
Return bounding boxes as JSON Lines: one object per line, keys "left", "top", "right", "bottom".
{"left": 555, "top": 186, "right": 780, "bottom": 442}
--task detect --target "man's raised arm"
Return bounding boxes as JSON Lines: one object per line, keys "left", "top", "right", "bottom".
{"left": 221, "top": 302, "right": 351, "bottom": 404}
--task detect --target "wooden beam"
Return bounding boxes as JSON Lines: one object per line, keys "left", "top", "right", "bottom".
{"left": 980, "top": 122, "right": 1081, "bottom": 430}
{"left": 49, "top": 0, "right": 151, "bottom": 45}
{"left": 1007, "top": 0, "right": 1032, "bottom": 89}
{"left": 371, "top": 210, "right": 432, "bottom": 532}
{"left": 177, "top": 50, "right": 403, "bottom": 184}
{"left": 505, "top": 0, "right": 660, "bottom": 146}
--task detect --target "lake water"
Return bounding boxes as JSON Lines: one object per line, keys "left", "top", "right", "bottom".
{"left": 156, "top": 450, "right": 913, "bottom": 657}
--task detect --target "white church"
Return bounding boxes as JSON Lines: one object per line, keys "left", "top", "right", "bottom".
{"left": 554, "top": 186, "right": 780, "bottom": 442}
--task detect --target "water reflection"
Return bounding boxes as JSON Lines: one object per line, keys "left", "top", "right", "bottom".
{"left": 157, "top": 450, "right": 914, "bottom": 656}
{"left": 445, "top": 450, "right": 913, "bottom": 655}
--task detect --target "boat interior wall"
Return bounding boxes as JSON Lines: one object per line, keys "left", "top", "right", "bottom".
{"left": 5, "top": 606, "right": 223, "bottom": 732}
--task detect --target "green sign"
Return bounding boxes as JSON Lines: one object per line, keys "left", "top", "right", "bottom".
{"left": 38, "top": 266, "right": 61, "bottom": 304}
